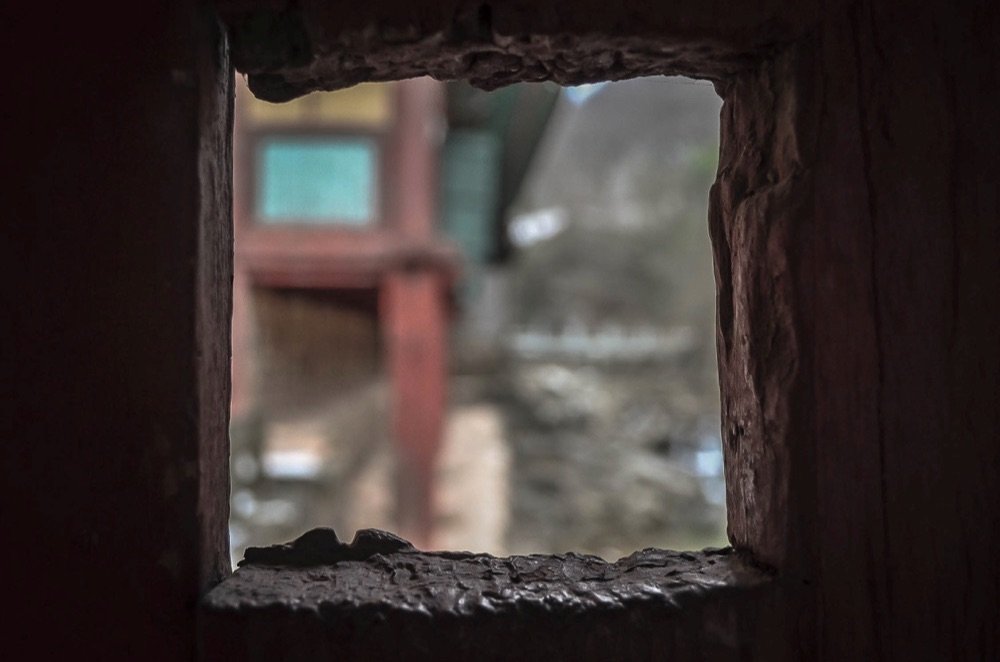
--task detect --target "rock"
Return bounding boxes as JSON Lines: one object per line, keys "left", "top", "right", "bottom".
{"left": 240, "top": 527, "right": 416, "bottom": 567}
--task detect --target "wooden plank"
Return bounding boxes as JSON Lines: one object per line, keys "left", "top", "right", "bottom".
{"left": 714, "top": 2, "right": 1000, "bottom": 658}
{"left": 201, "top": 543, "right": 778, "bottom": 661}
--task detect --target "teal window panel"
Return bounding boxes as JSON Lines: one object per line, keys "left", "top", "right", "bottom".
{"left": 257, "top": 137, "right": 378, "bottom": 225}
{"left": 441, "top": 130, "right": 501, "bottom": 262}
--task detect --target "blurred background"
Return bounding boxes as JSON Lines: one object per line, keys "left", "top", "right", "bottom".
{"left": 228, "top": 75, "right": 725, "bottom": 568}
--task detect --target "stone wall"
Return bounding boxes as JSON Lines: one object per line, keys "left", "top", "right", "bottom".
{"left": 498, "top": 78, "right": 726, "bottom": 556}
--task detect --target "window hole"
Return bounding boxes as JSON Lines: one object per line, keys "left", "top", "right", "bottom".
{"left": 229, "top": 74, "right": 725, "bottom": 568}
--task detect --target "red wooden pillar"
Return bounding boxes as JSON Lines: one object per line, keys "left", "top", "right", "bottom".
{"left": 381, "top": 271, "right": 448, "bottom": 547}
{"left": 382, "top": 78, "right": 449, "bottom": 547}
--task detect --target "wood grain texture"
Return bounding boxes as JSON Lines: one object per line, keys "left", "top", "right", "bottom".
{"left": 5, "top": 0, "right": 995, "bottom": 658}
{"left": 213, "top": 0, "right": 999, "bottom": 657}
{"left": 714, "top": 2, "right": 1000, "bottom": 658}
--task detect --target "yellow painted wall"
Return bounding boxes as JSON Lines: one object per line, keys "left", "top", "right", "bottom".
{"left": 237, "top": 77, "right": 393, "bottom": 128}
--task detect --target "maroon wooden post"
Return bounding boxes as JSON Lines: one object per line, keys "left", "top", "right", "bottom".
{"left": 382, "top": 78, "right": 449, "bottom": 547}
{"left": 381, "top": 271, "right": 449, "bottom": 547}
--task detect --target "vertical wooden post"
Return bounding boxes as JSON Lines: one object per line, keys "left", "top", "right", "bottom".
{"left": 382, "top": 78, "right": 448, "bottom": 546}
{"left": 713, "top": 3, "right": 1000, "bottom": 658}
{"left": 6, "top": 4, "right": 233, "bottom": 659}
{"left": 381, "top": 271, "right": 448, "bottom": 547}
{"left": 390, "top": 78, "right": 443, "bottom": 239}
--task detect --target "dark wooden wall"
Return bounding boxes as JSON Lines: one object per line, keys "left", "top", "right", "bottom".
{"left": 226, "top": 1, "right": 999, "bottom": 656}
{"left": 715, "top": 4, "right": 1000, "bottom": 658}
{"left": 3, "top": 0, "right": 997, "bottom": 659}
{"left": 4, "top": 3, "right": 232, "bottom": 660}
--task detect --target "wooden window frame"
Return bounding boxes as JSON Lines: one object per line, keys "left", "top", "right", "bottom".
{"left": 204, "top": 18, "right": 784, "bottom": 661}
{"left": 198, "top": 3, "right": 1000, "bottom": 660}
{"left": 244, "top": 129, "right": 387, "bottom": 229}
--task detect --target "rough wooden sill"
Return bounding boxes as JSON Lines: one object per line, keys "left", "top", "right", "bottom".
{"left": 199, "top": 528, "right": 775, "bottom": 661}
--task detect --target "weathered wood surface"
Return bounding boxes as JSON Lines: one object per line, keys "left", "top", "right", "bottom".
{"left": 201, "top": 529, "right": 777, "bottom": 661}
{"left": 216, "top": 0, "right": 851, "bottom": 100}
{"left": 6, "top": 0, "right": 996, "bottom": 659}
{"left": 713, "top": 1, "right": 1000, "bottom": 658}
{"left": 217, "top": 1, "right": 1000, "bottom": 659}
